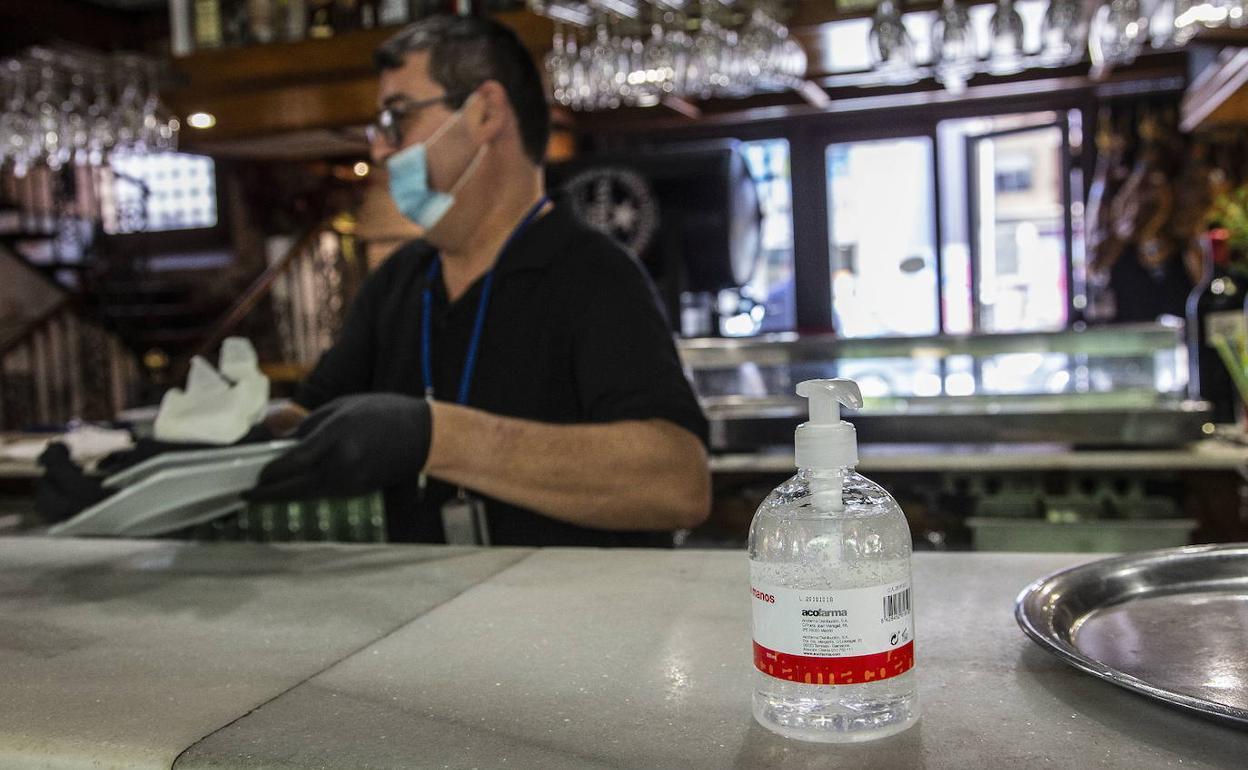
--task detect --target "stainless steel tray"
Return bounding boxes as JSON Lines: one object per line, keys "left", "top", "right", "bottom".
{"left": 1015, "top": 544, "right": 1248, "bottom": 728}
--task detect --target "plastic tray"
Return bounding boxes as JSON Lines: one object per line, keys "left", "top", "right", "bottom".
{"left": 49, "top": 443, "right": 292, "bottom": 538}
{"left": 102, "top": 440, "right": 295, "bottom": 489}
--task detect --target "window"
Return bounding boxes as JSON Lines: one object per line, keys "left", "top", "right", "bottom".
{"left": 738, "top": 138, "right": 796, "bottom": 334}
{"left": 102, "top": 152, "right": 217, "bottom": 234}
{"left": 826, "top": 137, "right": 940, "bottom": 338}
{"left": 937, "top": 111, "right": 1081, "bottom": 335}
{"left": 817, "top": 109, "right": 1080, "bottom": 341}
{"left": 994, "top": 153, "right": 1035, "bottom": 193}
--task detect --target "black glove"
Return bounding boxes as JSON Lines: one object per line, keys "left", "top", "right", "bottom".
{"left": 244, "top": 393, "right": 432, "bottom": 502}
{"left": 35, "top": 443, "right": 109, "bottom": 523}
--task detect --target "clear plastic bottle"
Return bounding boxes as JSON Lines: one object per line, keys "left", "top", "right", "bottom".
{"left": 748, "top": 379, "right": 918, "bottom": 742}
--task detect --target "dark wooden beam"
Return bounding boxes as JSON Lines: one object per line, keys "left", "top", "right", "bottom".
{"left": 166, "top": 10, "right": 553, "bottom": 151}
{"left": 170, "top": 28, "right": 393, "bottom": 93}
{"left": 170, "top": 75, "right": 381, "bottom": 143}
{"left": 661, "top": 95, "right": 703, "bottom": 120}
{"left": 1183, "top": 47, "right": 1248, "bottom": 132}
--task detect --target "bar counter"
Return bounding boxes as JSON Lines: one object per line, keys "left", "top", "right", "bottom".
{"left": 2, "top": 537, "right": 1244, "bottom": 769}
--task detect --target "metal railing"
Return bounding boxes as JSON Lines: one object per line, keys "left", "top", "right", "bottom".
{"left": 0, "top": 300, "right": 139, "bottom": 430}
{"left": 0, "top": 211, "right": 367, "bottom": 429}
{"left": 181, "top": 213, "right": 367, "bottom": 381}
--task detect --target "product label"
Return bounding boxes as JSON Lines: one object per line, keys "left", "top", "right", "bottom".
{"left": 750, "top": 574, "right": 914, "bottom": 685}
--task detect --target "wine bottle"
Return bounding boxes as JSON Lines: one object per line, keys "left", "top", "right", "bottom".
{"left": 333, "top": 0, "right": 360, "bottom": 32}
{"left": 281, "top": 0, "right": 308, "bottom": 40}
{"left": 308, "top": 0, "right": 334, "bottom": 37}
{"left": 193, "top": 0, "right": 224, "bottom": 49}
{"left": 1187, "top": 228, "right": 1246, "bottom": 423}
{"left": 221, "top": 0, "right": 250, "bottom": 44}
{"left": 248, "top": 0, "right": 277, "bottom": 43}
{"left": 379, "top": 0, "right": 408, "bottom": 24}
{"left": 169, "top": 0, "right": 194, "bottom": 56}
{"left": 359, "top": 0, "right": 380, "bottom": 28}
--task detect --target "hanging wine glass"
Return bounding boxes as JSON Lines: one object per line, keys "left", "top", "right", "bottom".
{"left": 567, "top": 25, "right": 591, "bottom": 110}
{"left": 545, "top": 23, "right": 574, "bottom": 107}
{"left": 114, "top": 56, "right": 148, "bottom": 153}
{"left": 61, "top": 71, "right": 92, "bottom": 163}
{"left": 1228, "top": 0, "right": 1248, "bottom": 28}
{"left": 535, "top": 0, "right": 808, "bottom": 110}
{"left": 143, "top": 60, "right": 179, "bottom": 153}
{"left": 616, "top": 17, "right": 638, "bottom": 106}
{"left": 30, "top": 59, "right": 65, "bottom": 169}
{"left": 987, "top": 0, "right": 1026, "bottom": 75}
{"left": 1, "top": 59, "right": 35, "bottom": 175}
{"left": 583, "top": 15, "right": 617, "bottom": 110}
{"left": 640, "top": 11, "right": 680, "bottom": 100}
{"left": 932, "top": 0, "right": 977, "bottom": 93}
{"left": 2, "top": 47, "right": 177, "bottom": 170}
{"left": 1171, "top": 0, "right": 1208, "bottom": 45}
{"left": 779, "top": 32, "right": 807, "bottom": 83}
{"left": 667, "top": 12, "right": 694, "bottom": 98}
{"left": 739, "top": 10, "right": 774, "bottom": 82}
{"left": 1039, "top": 0, "right": 1087, "bottom": 67}
{"left": 869, "top": 0, "right": 919, "bottom": 85}
{"left": 719, "top": 26, "right": 747, "bottom": 97}
{"left": 84, "top": 63, "right": 111, "bottom": 165}
{"left": 691, "top": 12, "right": 726, "bottom": 98}
{"left": 139, "top": 61, "right": 163, "bottom": 153}
{"left": 1149, "top": 0, "right": 1177, "bottom": 48}
{"left": 618, "top": 20, "right": 645, "bottom": 106}
{"left": 1088, "top": 0, "right": 1146, "bottom": 68}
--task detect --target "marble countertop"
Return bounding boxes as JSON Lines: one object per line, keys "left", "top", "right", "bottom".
{"left": 2, "top": 538, "right": 1245, "bottom": 769}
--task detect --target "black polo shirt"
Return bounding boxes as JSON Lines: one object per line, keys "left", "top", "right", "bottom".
{"left": 293, "top": 203, "right": 708, "bottom": 547}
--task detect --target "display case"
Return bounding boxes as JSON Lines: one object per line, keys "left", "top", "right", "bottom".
{"left": 679, "top": 323, "right": 1209, "bottom": 449}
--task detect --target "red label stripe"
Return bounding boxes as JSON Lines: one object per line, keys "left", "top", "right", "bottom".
{"left": 753, "top": 641, "right": 915, "bottom": 685}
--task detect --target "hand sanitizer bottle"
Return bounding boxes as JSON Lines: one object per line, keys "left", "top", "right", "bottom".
{"left": 748, "top": 378, "right": 918, "bottom": 742}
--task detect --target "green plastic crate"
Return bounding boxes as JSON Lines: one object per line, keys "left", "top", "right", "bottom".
{"left": 183, "top": 492, "right": 387, "bottom": 543}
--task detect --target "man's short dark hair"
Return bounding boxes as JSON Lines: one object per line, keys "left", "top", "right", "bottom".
{"left": 375, "top": 15, "right": 550, "bottom": 165}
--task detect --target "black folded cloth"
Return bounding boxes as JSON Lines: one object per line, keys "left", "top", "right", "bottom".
{"left": 35, "top": 423, "right": 276, "bottom": 524}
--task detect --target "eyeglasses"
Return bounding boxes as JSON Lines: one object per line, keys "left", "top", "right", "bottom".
{"left": 366, "top": 92, "right": 467, "bottom": 148}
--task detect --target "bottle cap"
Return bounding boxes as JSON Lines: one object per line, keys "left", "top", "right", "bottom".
{"left": 794, "top": 378, "right": 862, "bottom": 469}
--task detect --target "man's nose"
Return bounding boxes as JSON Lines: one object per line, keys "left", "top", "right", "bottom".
{"left": 369, "top": 132, "right": 393, "bottom": 166}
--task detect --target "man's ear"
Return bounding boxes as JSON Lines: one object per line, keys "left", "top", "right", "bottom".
{"left": 470, "top": 80, "right": 512, "bottom": 143}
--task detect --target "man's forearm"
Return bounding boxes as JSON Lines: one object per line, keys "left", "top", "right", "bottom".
{"left": 263, "top": 403, "right": 309, "bottom": 438}
{"left": 425, "top": 402, "right": 711, "bottom": 531}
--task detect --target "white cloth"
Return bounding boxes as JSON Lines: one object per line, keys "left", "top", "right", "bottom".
{"left": 0, "top": 425, "right": 133, "bottom": 464}
{"left": 153, "top": 337, "right": 270, "bottom": 445}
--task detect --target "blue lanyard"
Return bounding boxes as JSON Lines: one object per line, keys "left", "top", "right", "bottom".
{"left": 420, "top": 196, "right": 550, "bottom": 405}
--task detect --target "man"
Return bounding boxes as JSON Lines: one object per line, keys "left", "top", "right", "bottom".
{"left": 248, "top": 15, "right": 711, "bottom": 547}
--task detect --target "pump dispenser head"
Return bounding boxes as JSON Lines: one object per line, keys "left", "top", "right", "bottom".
{"left": 794, "top": 378, "right": 863, "bottom": 469}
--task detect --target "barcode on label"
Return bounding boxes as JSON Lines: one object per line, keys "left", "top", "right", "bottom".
{"left": 883, "top": 588, "right": 911, "bottom": 621}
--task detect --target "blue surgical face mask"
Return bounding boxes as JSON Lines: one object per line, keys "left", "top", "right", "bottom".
{"left": 386, "top": 104, "right": 484, "bottom": 231}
